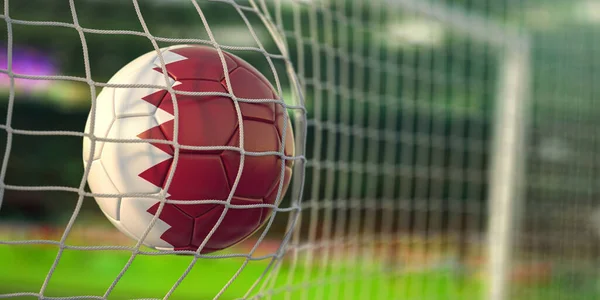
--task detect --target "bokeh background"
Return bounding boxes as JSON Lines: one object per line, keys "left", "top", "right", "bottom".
{"left": 0, "top": 0, "right": 599, "bottom": 299}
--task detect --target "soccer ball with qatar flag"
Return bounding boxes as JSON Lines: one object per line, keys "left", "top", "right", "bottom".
{"left": 82, "top": 45, "right": 294, "bottom": 253}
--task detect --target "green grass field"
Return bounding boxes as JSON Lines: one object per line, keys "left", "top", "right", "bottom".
{"left": 1, "top": 243, "right": 598, "bottom": 299}
{"left": 0, "top": 243, "right": 487, "bottom": 300}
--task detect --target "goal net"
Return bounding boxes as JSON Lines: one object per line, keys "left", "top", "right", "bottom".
{"left": 0, "top": 0, "right": 599, "bottom": 300}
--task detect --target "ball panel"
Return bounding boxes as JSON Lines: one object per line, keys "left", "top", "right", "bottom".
{"left": 137, "top": 124, "right": 174, "bottom": 155}
{"left": 102, "top": 116, "right": 172, "bottom": 194}
{"left": 223, "top": 67, "right": 275, "bottom": 99}
{"left": 153, "top": 105, "right": 175, "bottom": 131}
{"left": 83, "top": 87, "right": 115, "bottom": 162}
{"left": 223, "top": 67, "right": 277, "bottom": 121}
{"left": 141, "top": 89, "right": 168, "bottom": 109}
{"left": 86, "top": 159, "right": 121, "bottom": 220}
{"left": 220, "top": 120, "right": 281, "bottom": 198}
{"left": 158, "top": 81, "right": 237, "bottom": 152}
{"left": 154, "top": 46, "right": 238, "bottom": 81}
{"left": 191, "top": 196, "right": 263, "bottom": 252}
{"left": 223, "top": 52, "right": 275, "bottom": 94}
{"left": 238, "top": 102, "right": 276, "bottom": 124}
{"left": 119, "top": 197, "right": 175, "bottom": 249}
{"left": 138, "top": 158, "right": 172, "bottom": 191}
{"left": 157, "top": 80, "right": 228, "bottom": 116}
{"left": 163, "top": 153, "right": 229, "bottom": 217}
{"left": 222, "top": 66, "right": 276, "bottom": 123}
{"left": 146, "top": 202, "right": 194, "bottom": 248}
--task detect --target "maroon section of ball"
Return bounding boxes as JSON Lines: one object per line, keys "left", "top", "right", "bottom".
{"left": 153, "top": 46, "right": 237, "bottom": 81}
{"left": 158, "top": 80, "right": 237, "bottom": 153}
{"left": 147, "top": 202, "right": 194, "bottom": 247}
{"left": 137, "top": 124, "right": 173, "bottom": 155}
{"left": 136, "top": 45, "right": 294, "bottom": 253}
{"left": 164, "top": 154, "right": 230, "bottom": 217}
{"left": 138, "top": 158, "right": 172, "bottom": 188}
{"left": 220, "top": 120, "right": 281, "bottom": 199}
{"left": 142, "top": 89, "right": 168, "bottom": 108}
{"left": 188, "top": 196, "right": 263, "bottom": 252}
{"left": 222, "top": 67, "right": 276, "bottom": 123}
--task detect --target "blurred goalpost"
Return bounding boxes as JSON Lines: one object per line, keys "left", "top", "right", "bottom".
{"left": 0, "top": 0, "right": 533, "bottom": 299}
{"left": 383, "top": 2, "right": 531, "bottom": 300}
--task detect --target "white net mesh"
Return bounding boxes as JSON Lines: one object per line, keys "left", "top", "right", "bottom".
{"left": 0, "top": 0, "right": 599, "bottom": 300}
{"left": 0, "top": 0, "right": 305, "bottom": 299}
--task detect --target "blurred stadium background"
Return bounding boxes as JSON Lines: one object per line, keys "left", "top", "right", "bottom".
{"left": 0, "top": 0, "right": 599, "bottom": 299}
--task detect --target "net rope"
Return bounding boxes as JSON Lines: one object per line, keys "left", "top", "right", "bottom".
{"left": 4, "top": 0, "right": 598, "bottom": 300}
{"left": 0, "top": 0, "right": 497, "bottom": 299}
{"left": 0, "top": 0, "right": 306, "bottom": 299}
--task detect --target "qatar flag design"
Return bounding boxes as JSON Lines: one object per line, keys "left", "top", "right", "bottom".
{"left": 83, "top": 45, "right": 294, "bottom": 253}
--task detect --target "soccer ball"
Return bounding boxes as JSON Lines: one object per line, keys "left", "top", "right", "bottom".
{"left": 82, "top": 45, "right": 294, "bottom": 253}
